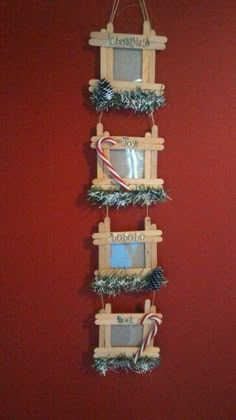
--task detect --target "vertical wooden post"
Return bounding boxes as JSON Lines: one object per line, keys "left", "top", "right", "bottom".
{"left": 96, "top": 123, "right": 104, "bottom": 179}
{"left": 106, "top": 22, "right": 114, "bottom": 81}
{"left": 151, "top": 222, "right": 157, "bottom": 268}
{"left": 98, "top": 217, "right": 111, "bottom": 270}
{"left": 150, "top": 303, "right": 157, "bottom": 346}
{"left": 98, "top": 308, "right": 106, "bottom": 347}
{"left": 145, "top": 217, "right": 152, "bottom": 269}
{"left": 104, "top": 302, "right": 112, "bottom": 347}
{"left": 145, "top": 131, "right": 151, "bottom": 179}
{"left": 143, "top": 299, "right": 151, "bottom": 339}
{"left": 151, "top": 124, "right": 158, "bottom": 179}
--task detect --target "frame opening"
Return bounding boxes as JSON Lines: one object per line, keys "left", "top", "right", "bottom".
{"left": 113, "top": 48, "right": 142, "bottom": 82}
{"left": 110, "top": 243, "right": 145, "bottom": 268}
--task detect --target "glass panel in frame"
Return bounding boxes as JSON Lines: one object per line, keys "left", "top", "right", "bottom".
{"left": 111, "top": 325, "right": 144, "bottom": 347}
{"left": 113, "top": 48, "right": 142, "bottom": 82}
{"left": 110, "top": 243, "right": 145, "bottom": 268}
{"left": 109, "top": 149, "right": 144, "bottom": 179}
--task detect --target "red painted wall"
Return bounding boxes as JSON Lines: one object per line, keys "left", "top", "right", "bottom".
{"left": 1, "top": 1, "right": 235, "bottom": 419}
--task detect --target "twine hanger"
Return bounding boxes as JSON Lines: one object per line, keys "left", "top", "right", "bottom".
{"left": 109, "top": 0, "right": 151, "bottom": 24}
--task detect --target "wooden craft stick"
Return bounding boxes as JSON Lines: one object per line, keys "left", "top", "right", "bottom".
{"left": 92, "top": 178, "right": 164, "bottom": 186}
{"left": 145, "top": 217, "right": 152, "bottom": 269}
{"left": 93, "top": 228, "right": 162, "bottom": 239}
{"left": 98, "top": 308, "right": 106, "bottom": 347}
{"left": 94, "top": 347, "right": 160, "bottom": 358}
{"left": 104, "top": 302, "right": 112, "bottom": 347}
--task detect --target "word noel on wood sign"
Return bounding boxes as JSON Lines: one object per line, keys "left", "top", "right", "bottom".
{"left": 86, "top": 0, "right": 169, "bottom": 375}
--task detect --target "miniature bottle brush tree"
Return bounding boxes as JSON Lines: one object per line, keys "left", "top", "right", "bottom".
{"left": 87, "top": 0, "right": 168, "bottom": 375}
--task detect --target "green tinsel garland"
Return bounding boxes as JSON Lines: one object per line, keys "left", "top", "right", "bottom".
{"left": 88, "top": 186, "right": 168, "bottom": 208}
{"left": 91, "top": 267, "right": 167, "bottom": 297}
{"left": 93, "top": 355, "right": 161, "bottom": 375}
{"left": 90, "top": 79, "right": 166, "bottom": 113}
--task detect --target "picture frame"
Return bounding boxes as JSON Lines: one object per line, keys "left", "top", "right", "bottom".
{"left": 93, "top": 299, "right": 162, "bottom": 375}
{"left": 91, "top": 122, "right": 164, "bottom": 191}
{"left": 91, "top": 216, "right": 166, "bottom": 296}
{"left": 89, "top": 20, "right": 167, "bottom": 96}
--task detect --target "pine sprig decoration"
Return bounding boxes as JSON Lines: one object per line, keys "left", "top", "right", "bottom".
{"left": 88, "top": 186, "right": 168, "bottom": 208}
{"left": 91, "top": 267, "right": 167, "bottom": 296}
{"left": 90, "top": 79, "right": 166, "bottom": 113}
{"left": 93, "top": 355, "right": 161, "bottom": 375}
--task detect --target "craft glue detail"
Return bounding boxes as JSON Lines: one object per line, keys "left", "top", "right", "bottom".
{"left": 96, "top": 136, "right": 131, "bottom": 191}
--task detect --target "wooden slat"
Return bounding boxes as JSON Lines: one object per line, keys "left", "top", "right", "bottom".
{"left": 143, "top": 20, "right": 151, "bottom": 36}
{"left": 91, "top": 136, "right": 164, "bottom": 144}
{"left": 91, "top": 142, "right": 164, "bottom": 151}
{"left": 100, "top": 46, "right": 108, "bottom": 79}
{"left": 94, "top": 268, "right": 152, "bottom": 276}
{"left": 151, "top": 125, "right": 158, "bottom": 179}
{"left": 142, "top": 49, "right": 149, "bottom": 83}
{"left": 94, "top": 347, "right": 160, "bottom": 358}
{"left": 148, "top": 50, "right": 156, "bottom": 83}
{"left": 145, "top": 150, "right": 151, "bottom": 179}
{"left": 151, "top": 223, "right": 158, "bottom": 267}
{"left": 144, "top": 217, "right": 152, "bottom": 269}
{"left": 89, "top": 79, "right": 165, "bottom": 94}
{"left": 143, "top": 299, "right": 151, "bottom": 338}
{"left": 106, "top": 47, "right": 113, "bottom": 81}
{"left": 96, "top": 123, "right": 104, "bottom": 136}
{"left": 98, "top": 220, "right": 105, "bottom": 269}
{"left": 106, "top": 22, "right": 114, "bottom": 33}
{"left": 89, "top": 39, "right": 167, "bottom": 51}
{"left": 104, "top": 303, "right": 112, "bottom": 347}
{"left": 98, "top": 308, "right": 106, "bottom": 347}
{"left": 151, "top": 125, "right": 158, "bottom": 138}
{"left": 97, "top": 217, "right": 111, "bottom": 270}
{"left": 92, "top": 178, "right": 164, "bottom": 187}
{"left": 93, "top": 229, "right": 162, "bottom": 240}
{"left": 90, "top": 31, "right": 167, "bottom": 44}
{"left": 103, "top": 217, "right": 110, "bottom": 269}
{"left": 111, "top": 80, "right": 164, "bottom": 92}
{"left": 142, "top": 21, "right": 151, "bottom": 83}
{"left": 95, "top": 313, "right": 163, "bottom": 325}
{"left": 150, "top": 303, "right": 157, "bottom": 346}
{"left": 91, "top": 181, "right": 164, "bottom": 190}
{"left": 93, "top": 236, "right": 163, "bottom": 246}
{"left": 95, "top": 318, "right": 162, "bottom": 326}
{"left": 95, "top": 123, "right": 104, "bottom": 178}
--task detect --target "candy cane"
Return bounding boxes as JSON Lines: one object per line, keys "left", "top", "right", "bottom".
{"left": 96, "top": 136, "right": 130, "bottom": 191}
{"left": 134, "top": 313, "right": 162, "bottom": 363}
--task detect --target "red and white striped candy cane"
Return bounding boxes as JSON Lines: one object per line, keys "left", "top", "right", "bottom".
{"left": 96, "top": 136, "right": 130, "bottom": 191}
{"left": 134, "top": 313, "right": 162, "bottom": 363}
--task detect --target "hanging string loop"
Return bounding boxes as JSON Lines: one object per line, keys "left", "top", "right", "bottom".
{"left": 109, "top": 0, "right": 151, "bottom": 25}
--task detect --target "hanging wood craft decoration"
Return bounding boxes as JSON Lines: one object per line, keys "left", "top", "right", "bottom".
{"left": 88, "top": 123, "right": 167, "bottom": 207}
{"left": 87, "top": 0, "right": 168, "bottom": 375}
{"left": 93, "top": 299, "right": 163, "bottom": 375}
{"left": 91, "top": 216, "right": 167, "bottom": 296}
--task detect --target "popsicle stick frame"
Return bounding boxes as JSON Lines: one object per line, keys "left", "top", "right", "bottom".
{"left": 92, "top": 122, "right": 164, "bottom": 188}
{"left": 89, "top": 21, "right": 167, "bottom": 95}
{"left": 93, "top": 299, "right": 162, "bottom": 375}
{"left": 91, "top": 216, "right": 167, "bottom": 296}
{"left": 88, "top": 123, "right": 168, "bottom": 208}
